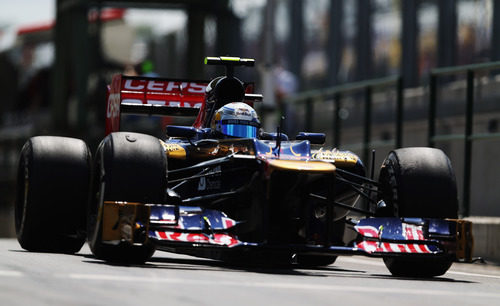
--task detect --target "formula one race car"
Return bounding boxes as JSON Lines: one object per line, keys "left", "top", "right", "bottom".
{"left": 15, "top": 56, "right": 473, "bottom": 277}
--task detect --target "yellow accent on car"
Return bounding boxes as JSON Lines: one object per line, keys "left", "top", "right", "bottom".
{"left": 220, "top": 56, "right": 240, "bottom": 62}
{"left": 312, "top": 148, "right": 358, "bottom": 167}
{"left": 102, "top": 201, "right": 150, "bottom": 244}
{"left": 204, "top": 57, "right": 216, "bottom": 64}
{"left": 450, "top": 219, "right": 474, "bottom": 262}
{"left": 160, "top": 140, "right": 187, "bottom": 159}
{"left": 267, "top": 159, "right": 335, "bottom": 173}
{"left": 289, "top": 144, "right": 302, "bottom": 157}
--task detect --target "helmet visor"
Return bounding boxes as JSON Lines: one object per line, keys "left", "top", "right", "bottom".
{"left": 221, "top": 123, "right": 257, "bottom": 138}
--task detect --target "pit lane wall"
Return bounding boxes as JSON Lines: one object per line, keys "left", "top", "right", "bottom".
{"left": 466, "top": 217, "right": 500, "bottom": 264}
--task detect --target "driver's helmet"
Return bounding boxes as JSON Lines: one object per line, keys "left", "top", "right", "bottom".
{"left": 211, "top": 102, "right": 260, "bottom": 138}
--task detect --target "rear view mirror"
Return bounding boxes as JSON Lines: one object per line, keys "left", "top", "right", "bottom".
{"left": 261, "top": 131, "right": 289, "bottom": 141}
{"left": 295, "top": 132, "right": 325, "bottom": 144}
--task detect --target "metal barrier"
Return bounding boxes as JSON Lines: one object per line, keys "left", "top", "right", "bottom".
{"left": 286, "top": 76, "right": 403, "bottom": 168}
{"left": 428, "top": 61, "right": 500, "bottom": 217}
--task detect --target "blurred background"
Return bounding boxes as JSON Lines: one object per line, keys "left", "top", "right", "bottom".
{"left": 1, "top": 0, "right": 500, "bottom": 236}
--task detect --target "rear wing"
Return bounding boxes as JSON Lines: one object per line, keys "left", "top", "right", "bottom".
{"left": 105, "top": 74, "right": 208, "bottom": 135}
{"left": 105, "top": 74, "right": 262, "bottom": 135}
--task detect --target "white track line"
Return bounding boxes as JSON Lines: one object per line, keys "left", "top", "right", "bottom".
{"left": 68, "top": 273, "right": 500, "bottom": 298}
{"left": 0, "top": 270, "right": 23, "bottom": 277}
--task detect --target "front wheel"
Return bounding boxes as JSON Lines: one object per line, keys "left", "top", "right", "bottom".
{"left": 378, "top": 147, "right": 458, "bottom": 277}
{"left": 87, "top": 132, "right": 167, "bottom": 263}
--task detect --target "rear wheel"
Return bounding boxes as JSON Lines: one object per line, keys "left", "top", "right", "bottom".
{"left": 378, "top": 147, "right": 458, "bottom": 277}
{"left": 87, "top": 132, "right": 167, "bottom": 263}
{"left": 15, "top": 136, "right": 91, "bottom": 253}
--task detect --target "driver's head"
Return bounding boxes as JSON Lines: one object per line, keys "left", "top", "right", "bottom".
{"left": 211, "top": 102, "right": 260, "bottom": 138}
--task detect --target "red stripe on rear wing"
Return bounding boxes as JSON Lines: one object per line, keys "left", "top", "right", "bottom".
{"left": 105, "top": 74, "right": 209, "bottom": 135}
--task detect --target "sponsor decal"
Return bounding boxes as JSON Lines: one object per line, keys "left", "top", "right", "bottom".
{"left": 312, "top": 148, "right": 358, "bottom": 164}
{"left": 235, "top": 107, "right": 252, "bottom": 118}
{"left": 354, "top": 225, "right": 380, "bottom": 238}
{"left": 119, "top": 78, "right": 206, "bottom": 109}
{"left": 164, "top": 143, "right": 183, "bottom": 152}
{"left": 198, "top": 177, "right": 207, "bottom": 190}
{"left": 197, "top": 177, "right": 221, "bottom": 191}
{"left": 355, "top": 222, "right": 431, "bottom": 254}
{"left": 161, "top": 142, "right": 187, "bottom": 159}
{"left": 221, "top": 217, "right": 237, "bottom": 229}
{"left": 198, "top": 166, "right": 221, "bottom": 191}
{"left": 123, "top": 79, "right": 206, "bottom": 93}
{"left": 402, "top": 223, "right": 425, "bottom": 241}
{"left": 153, "top": 231, "right": 241, "bottom": 247}
{"left": 355, "top": 241, "right": 432, "bottom": 254}
{"left": 106, "top": 93, "right": 120, "bottom": 119}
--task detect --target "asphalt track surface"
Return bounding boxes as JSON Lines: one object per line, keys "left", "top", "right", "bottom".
{"left": 2, "top": 239, "right": 500, "bottom": 305}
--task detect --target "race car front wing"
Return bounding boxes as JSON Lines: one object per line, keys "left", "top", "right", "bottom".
{"left": 100, "top": 201, "right": 473, "bottom": 262}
